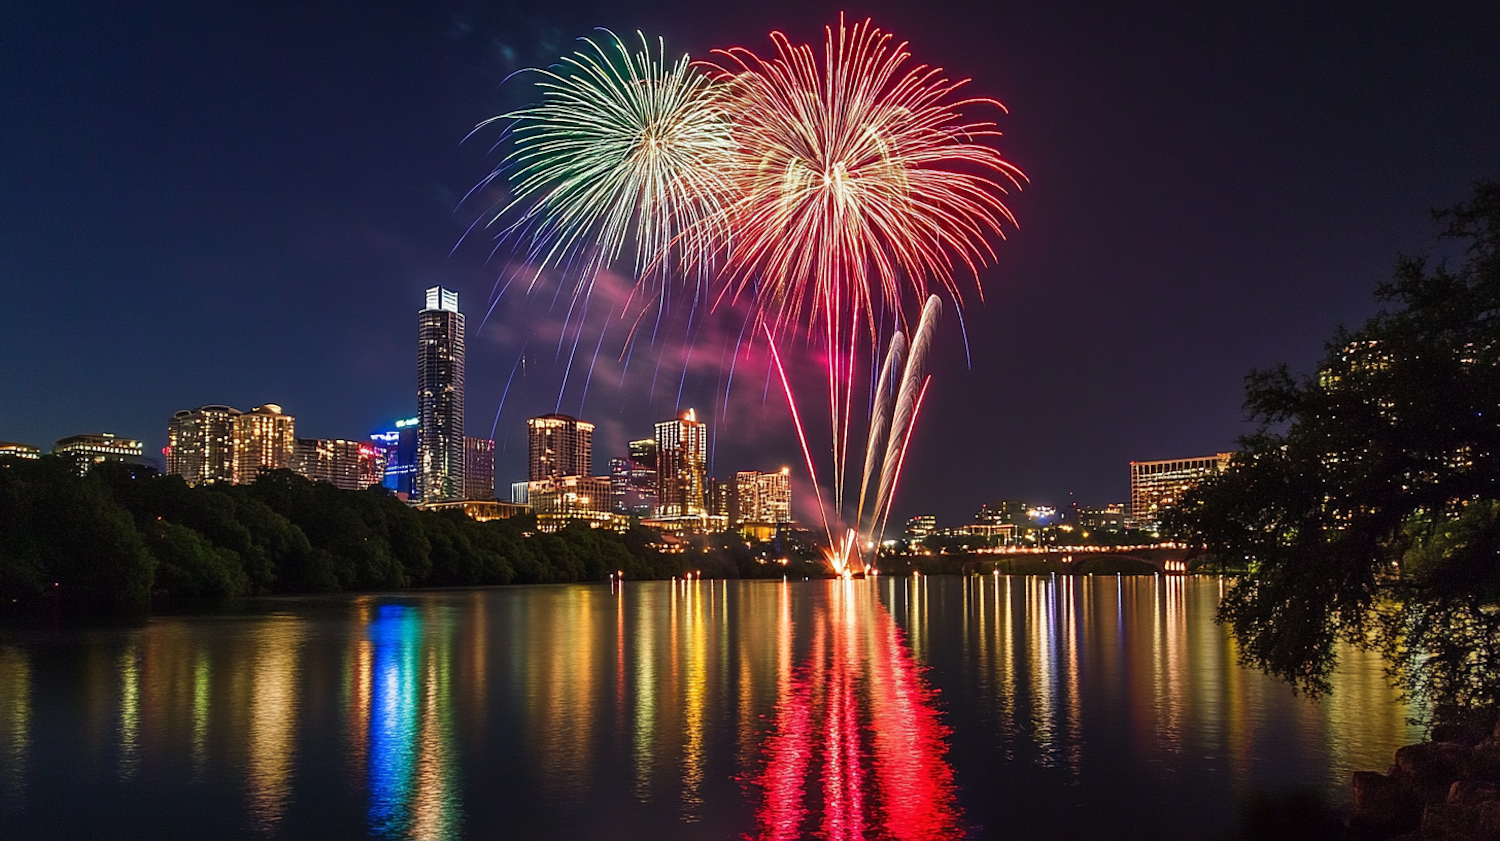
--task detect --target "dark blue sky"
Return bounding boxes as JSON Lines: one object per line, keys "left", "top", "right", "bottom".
{"left": 3, "top": 1, "right": 1498, "bottom": 524}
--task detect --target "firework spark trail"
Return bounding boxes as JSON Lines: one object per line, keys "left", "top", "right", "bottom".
{"left": 856, "top": 331, "right": 906, "bottom": 532}
{"left": 876, "top": 375, "right": 933, "bottom": 543}
{"left": 764, "top": 324, "right": 834, "bottom": 545}
{"left": 873, "top": 296, "right": 942, "bottom": 528}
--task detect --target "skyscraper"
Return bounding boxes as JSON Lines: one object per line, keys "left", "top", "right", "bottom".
{"left": 166, "top": 405, "right": 241, "bottom": 485}
{"left": 654, "top": 409, "right": 707, "bottom": 517}
{"left": 464, "top": 436, "right": 495, "bottom": 500}
{"left": 417, "top": 286, "right": 465, "bottom": 503}
{"left": 233, "top": 404, "right": 295, "bottom": 484}
{"left": 526, "top": 413, "right": 593, "bottom": 481}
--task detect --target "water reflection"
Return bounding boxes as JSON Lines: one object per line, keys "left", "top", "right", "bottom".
{"left": 0, "top": 577, "right": 1426, "bottom": 840}
{"left": 939, "top": 575, "right": 1420, "bottom": 797}
{"left": 0, "top": 646, "right": 28, "bottom": 805}
{"left": 753, "top": 580, "right": 962, "bottom": 840}
{"left": 362, "top": 603, "right": 461, "bottom": 840}
{"left": 246, "top": 619, "right": 303, "bottom": 834}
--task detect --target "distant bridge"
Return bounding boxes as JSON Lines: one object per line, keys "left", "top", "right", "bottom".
{"left": 959, "top": 546, "right": 1192, "bottom": 575}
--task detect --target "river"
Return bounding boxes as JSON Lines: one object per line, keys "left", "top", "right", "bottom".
{"left": 0, "top": 575, "right": 1419, "bottom": 840}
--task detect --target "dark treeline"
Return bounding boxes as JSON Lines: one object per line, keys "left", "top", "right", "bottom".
{"left": 0, "top": 457, "right": 787, "bottom": 615}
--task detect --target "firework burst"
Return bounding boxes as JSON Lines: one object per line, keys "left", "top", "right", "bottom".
{"left": 707, "top": 17, "right": 1025, "bottom": 335}
{"left": 478, "top": 30, "right": 733, "bottom": 298}
{"left": 706, "top": 18, "right": 1025, "bottom": 541}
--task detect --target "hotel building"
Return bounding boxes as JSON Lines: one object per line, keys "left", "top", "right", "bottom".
{"left": 417, "top": 286, "right": 465, "bottom": 503}
{"left": 233, "top": 404, "right": 295, "bottom": 484}
{"left": 1129, "top": 453, "right": 1233, "bottom": 531}
{"left": 526, "top": 413, "right": 594, "bottom": 481}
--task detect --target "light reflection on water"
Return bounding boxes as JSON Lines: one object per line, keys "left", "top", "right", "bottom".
{"left": 0, "top": 576, "right": 1422, "bottom": 840}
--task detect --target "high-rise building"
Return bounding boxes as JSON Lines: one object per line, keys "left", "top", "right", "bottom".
{"left": 233, "top": 404, "right": 295, "bottom": 484}
{"left": 654, "top": 408, "right": 707, "bottom": 517}
{"left": 53, "top": 433, "right": 144, "bottom": 475}
{"left": 1129, "top": 453, "right": 1233, "bottom": 531}
{"left": 417, "top": 286, "right": 465, "bottom": 503}
{"left": 526, "top": 413, "right": 594, "bottom": 481}
{"left": 608, "top": 438, "right": 658, "bottom": 515}
{"left": 166, "top": 405, "right": 241, "bottom": 485}
{"left": 706, "top": 476, "right": 734, "bottom": 522}
{"left": 464, "top": 436, "right": 495, "bottom": 500}
{"left": 291, "top": 438, "right": 382, "bottom": 491}
{"left": 735, "top": 468, "right": 792, "bottom": 525}
{"left": 369, "top": 417, "right": 418, "bottom": 499}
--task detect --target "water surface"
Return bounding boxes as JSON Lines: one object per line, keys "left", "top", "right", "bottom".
{"left": 0, "top": 576, "right": 1419, "bottom": 839}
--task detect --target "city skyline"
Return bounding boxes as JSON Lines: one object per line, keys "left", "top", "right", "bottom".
{"left": 3, "top": 2, "right": 1497, "bottom": 523}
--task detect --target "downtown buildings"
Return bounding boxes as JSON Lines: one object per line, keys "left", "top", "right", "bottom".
{"left": 155, "top": 287, "right": 493, "bottom": 500}
{"left": 520, "top": 404, "right": 794, "bottom": 535}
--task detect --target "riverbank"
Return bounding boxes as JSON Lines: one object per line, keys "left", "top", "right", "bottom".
{"left": 1347, "top": 723, "right": 1500, "bottom": 840}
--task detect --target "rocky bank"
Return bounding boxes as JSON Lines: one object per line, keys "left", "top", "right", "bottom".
{"left": 1350, "top": 721, "right": 1500, "bottom": 840}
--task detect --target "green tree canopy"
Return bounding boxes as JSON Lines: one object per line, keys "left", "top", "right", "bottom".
{"left": 1166, "top": 181, "right": 1500, "bottom": 719}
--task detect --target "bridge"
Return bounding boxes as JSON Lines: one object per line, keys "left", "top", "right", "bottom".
{"left": 958, "top": 546, "right": 1193, "bottom": 575}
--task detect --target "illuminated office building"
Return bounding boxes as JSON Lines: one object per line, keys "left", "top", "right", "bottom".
{"left": 417, "top": 286, "right": 465, "bottom": 503}
{"left": 1076, "top": 503, "right": 1127, "bottom": 534}
{"left": 53, "top": 432, "right": 144, "bottom": 475}
{"left": 526, "top": 413, "right": 594, "bottom": 481}
{"left": 233, "top": 404, "right": 295, "bottom": 484}
{"left": 707, "top": 476, "right": 734, "bottom": 521}
{"left": 0, "top": 442, "right": 40, "bottom": 459}
{"left": 654, "top": 409, "right": 706, "bottom": 517}
{"left": 609, "top": 455, "right": 657, "bottom": 516}
{"left": 735, "top": 468, "right": 792, "bottom": 525}
{"left": 1129, "top": 453, "right": 1233, "bottom": 531}
{"left": 291, "top": 438, "right": 382, "bottom": 491}
{"left": 166, "top": 404, "right": 241, "bottom": 485}
{"left": 528, "top": 475, "right": 622, "bottom": 531}
{"left": 464, "top": 436, "right": 495, "bottom": 500}
{"left": 905, "top": 515, "right": 937, "bottom": 539}
{"left": 369, "top": 417, "right": 418, "bottom": 499}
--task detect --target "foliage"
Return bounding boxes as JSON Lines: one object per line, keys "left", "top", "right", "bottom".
{"left": 0, "top": 461, "right": 680, "bottom": 616}
{"left": 1165, "top": 180, "right": 1500, "bottom": 718}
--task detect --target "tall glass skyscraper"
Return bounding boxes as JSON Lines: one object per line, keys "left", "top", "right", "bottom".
{"left": 416, "top": 287, "right": 465, "bottom": 503}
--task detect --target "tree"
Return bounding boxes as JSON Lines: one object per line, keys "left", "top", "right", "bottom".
{"left": 1166, "top": 181, "right": 1500, "bottom": 720}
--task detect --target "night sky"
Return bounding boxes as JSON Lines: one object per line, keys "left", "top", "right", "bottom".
{"left": 3, "top": 1, "right": 1498, "bottom": 525}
